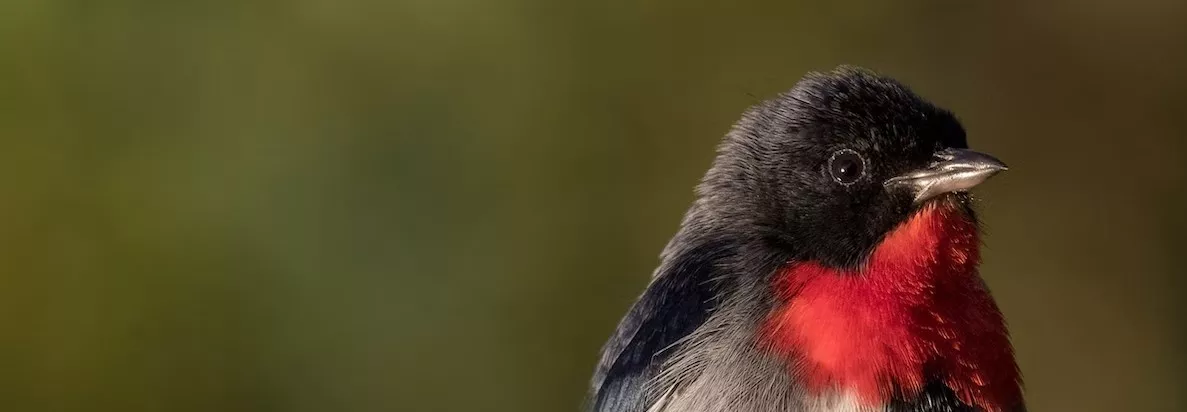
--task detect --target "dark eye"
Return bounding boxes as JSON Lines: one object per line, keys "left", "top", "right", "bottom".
{"left": 828, "top": 149, "right": 866, "bottom": 185}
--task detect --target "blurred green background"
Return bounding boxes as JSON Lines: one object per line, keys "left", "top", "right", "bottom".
{"left": 2, "top": 1, "right": 1185, "bottom": 411}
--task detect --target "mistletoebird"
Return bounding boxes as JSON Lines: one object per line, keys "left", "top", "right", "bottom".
{"left": 590, "top": 67, "right": 1022, "bottom": 412}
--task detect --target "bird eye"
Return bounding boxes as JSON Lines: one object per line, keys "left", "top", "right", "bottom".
{"left": 828, "top": 149, "right": 866, "bottom": 185}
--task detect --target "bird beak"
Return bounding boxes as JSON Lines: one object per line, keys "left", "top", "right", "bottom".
{"left": 884, "top": 148, "right": 1008, "bottom": 204}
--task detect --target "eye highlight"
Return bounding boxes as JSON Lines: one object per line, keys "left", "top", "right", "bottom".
{"left": 828, "top": 149, "right": 867, "bottom": 185}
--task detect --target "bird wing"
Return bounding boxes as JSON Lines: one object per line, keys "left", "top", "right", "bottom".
{"left": 589, "top": 240, "right": 733, "bottom": 412}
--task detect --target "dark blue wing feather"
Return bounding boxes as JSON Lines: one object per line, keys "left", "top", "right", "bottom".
{"left": 590, "top": 240, "right": 732, "bottom": 412}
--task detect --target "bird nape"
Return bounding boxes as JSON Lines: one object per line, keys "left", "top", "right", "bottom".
{"left": 590, "top": 66, "right": 1022, "bottom": 412}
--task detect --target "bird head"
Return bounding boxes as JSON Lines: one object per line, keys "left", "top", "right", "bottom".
{"left": 699, "top": 66, "right": 1005, "bottom": 269}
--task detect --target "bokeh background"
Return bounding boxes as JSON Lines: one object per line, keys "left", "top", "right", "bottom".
{"left": 2, "top": 1, "right": 1185, "bottom": 411}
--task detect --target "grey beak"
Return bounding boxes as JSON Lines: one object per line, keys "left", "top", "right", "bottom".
{"left": 884, "top": 148, "right": 1008, "bottom": 203}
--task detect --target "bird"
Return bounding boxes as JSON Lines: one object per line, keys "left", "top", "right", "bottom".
{"left": 589, "top": 66, "right": 1022, "bottom": 412}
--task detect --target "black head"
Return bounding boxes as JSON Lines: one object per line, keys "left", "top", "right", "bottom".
{"left": 695, "top": 66, "right": 1005, "bottom": 268}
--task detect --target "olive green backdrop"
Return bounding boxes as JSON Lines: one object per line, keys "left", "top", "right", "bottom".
{"left": 1, "top": 1, "right": 1184, "bottom": 411}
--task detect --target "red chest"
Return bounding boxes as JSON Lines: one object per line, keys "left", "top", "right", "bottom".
{"left": 763, "top": 205, "right": 1021, "bottom": 411}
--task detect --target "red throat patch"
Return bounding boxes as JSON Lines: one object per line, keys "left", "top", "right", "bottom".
{"left": 763, "top": 202, "right": 1021, "bottom": 411}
